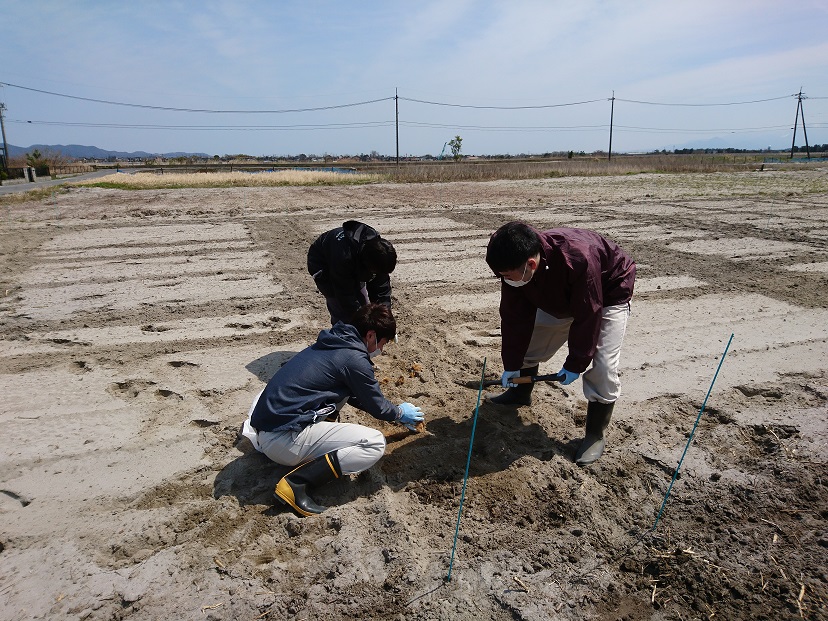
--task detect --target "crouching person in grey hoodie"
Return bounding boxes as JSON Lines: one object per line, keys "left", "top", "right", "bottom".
{"left": 244, "top": 303, "right": 424, "bottom": 517}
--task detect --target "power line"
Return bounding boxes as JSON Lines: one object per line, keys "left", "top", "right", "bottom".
{"left": 614, "top": 124, "right": 801, "bottom": 134}
{"left": 399, "top": 96, "right": 605, "bottom": 109}
{"left": 15, "top": 117, "right": 816, "bottom": 135}
{"left": 615, "top": 95, "right": 794, "bottom": 107}
{"left": 10, "top": 119, "right": 394, "bottom": 131}
{"left": 3, "top": 80, "right": 818, "bottom": 116}
{"left": 0, "top": 82, "right": 828, "bottom": 114}
{"left": 403, "top": 120, "right": 811, "bottom": 133}
{"left": 5, "top": 80, "right": 823, "bottom": 111}
{"left": 0, "top": 81, "right": 393, "bottom": 113}
{"left": 4, "top": 80, "right": 824, "bottom": 154}
{"left": 400, "top": 120, "right": 607, "bottom": 131}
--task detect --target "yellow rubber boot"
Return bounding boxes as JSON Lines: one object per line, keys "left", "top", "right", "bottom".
{"left": 274, "top": 452, "right": 342, "bottom": 516}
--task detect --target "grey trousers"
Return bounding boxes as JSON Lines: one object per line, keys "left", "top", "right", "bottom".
{"left": 257, "top": 421, "right": 386, "bottom": 475}
{"left": 522, "top": 302, "right": 631, "bottom": 403}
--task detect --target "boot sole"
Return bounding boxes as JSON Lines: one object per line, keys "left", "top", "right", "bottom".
{"left": 273, "top": 490, "right": 320, "bottom": 517}
{"left": 273, "top": 487, "right": 322, "bottom": 517}
{"left": 575, "top": 437, "right": 606, "bottom": 466}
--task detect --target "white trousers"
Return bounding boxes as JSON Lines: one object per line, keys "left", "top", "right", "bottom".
{"left": 257, "top": 422, "right": 386, "bottom": 475}
{"left": 522, "top": 302, "right": 630, "bottom": 403}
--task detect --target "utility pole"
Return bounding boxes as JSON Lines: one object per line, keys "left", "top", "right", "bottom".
{"left": 608, "top": 91, "right": 615, "bottom": 161}
{"left": 395, "top": 88, "right": 399, "bottom": 167}
{"left": 0, "top": 102, "right": 9, "bottom": 173}
{"left": 790, "top": 89, "right": 811, "bottom": 160}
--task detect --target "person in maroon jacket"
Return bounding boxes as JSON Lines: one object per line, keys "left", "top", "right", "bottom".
{"left": 485, "top": 221, "right": 636, "bottom": 466}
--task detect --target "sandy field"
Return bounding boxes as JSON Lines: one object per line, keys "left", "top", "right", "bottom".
{"left": 1, "top": 169, "right": 827, "bottom": 621}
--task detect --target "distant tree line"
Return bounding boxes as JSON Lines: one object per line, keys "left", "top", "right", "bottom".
{"left": 8, "top": 144, "right": 826, "bottom": 179}
{"left": 667, "top": 145, "right": 826, "bottom": 155}
{"left": 790, "top": 144, "right": 827, "bottom": 153}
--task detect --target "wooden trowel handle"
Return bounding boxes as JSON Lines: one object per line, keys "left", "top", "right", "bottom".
{"left": 479, "top": 373, "right": 565, "bottom": 387}
{"left": 513, "top": 373, "right": 565, "bottom": 384}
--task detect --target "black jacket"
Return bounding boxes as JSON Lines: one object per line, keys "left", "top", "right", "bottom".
{"left": 307, "top": 220, "right": 392, "bottom": 317}
{"left": 250, "top": 322, "right": 399, "bottom": 433}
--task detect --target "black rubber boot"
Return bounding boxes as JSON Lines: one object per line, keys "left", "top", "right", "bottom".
{"left": 575, "top": 401, "right": 615, "bottom": 466}
{"left": 274, "top": 451, "right": 343, "bottom": 516}
{"left": 487, "top": 365, "right": 538, "bottom": 406}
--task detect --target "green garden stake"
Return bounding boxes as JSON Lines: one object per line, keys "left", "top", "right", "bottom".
{"left": 447, "top": 357, "right": 486, "bottom": 582}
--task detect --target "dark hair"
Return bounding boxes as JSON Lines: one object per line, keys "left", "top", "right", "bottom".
{"left": 485, "top": 222, "right": 542, "bottom": 272}
{"left": 361, "top": 237, "right": 397, "bottom": 274}
{"left": 349, "top": 303, "right": 396, "bottom": 341}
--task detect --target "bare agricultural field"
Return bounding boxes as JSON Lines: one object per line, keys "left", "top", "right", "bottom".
{"left": 1, "top": 169, "right": 827, "bottom": 621}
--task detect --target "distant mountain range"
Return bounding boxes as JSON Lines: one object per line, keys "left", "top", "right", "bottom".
{"left": 7, "top": 144, "right": 209, "bottom": 160}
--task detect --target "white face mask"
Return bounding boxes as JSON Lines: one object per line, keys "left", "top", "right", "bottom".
{"left": 368, "top": 334, "right": 383, "bottom": 358}
{"left": 503, "top": 262, "right": 531, "bottom": 287}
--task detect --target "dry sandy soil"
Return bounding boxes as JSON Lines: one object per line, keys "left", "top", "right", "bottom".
{"left": 1, "top": 169, "right": 827, "bottom": 621}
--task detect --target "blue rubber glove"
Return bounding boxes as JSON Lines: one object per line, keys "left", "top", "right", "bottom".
{"left": 397, "top": 402, "right": 425, "bottom": 431}
{"left": 501, "top": 370, "right": 521, "bottom": 388}
{"left": 557, "top": 367, "right": 580, "bottom": 385}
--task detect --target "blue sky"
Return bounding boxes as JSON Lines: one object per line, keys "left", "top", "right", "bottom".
{"left": 1, "top": 1, "right": 826, "bottom": 157}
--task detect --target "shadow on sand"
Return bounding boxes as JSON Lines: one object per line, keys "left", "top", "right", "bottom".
{"left": 214, "top": 397, "right": 580, "bottom": 515}
{"left": 244, "top": 349, "right": 300, "bottom": 383}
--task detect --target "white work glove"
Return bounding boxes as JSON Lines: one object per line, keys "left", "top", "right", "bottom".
{"left": 501, "top": 370, "right": 521, "bottom": 388}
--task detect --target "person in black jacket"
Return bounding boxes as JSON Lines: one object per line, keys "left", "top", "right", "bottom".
{"left": 307, "top": 220, "right": 397, "bottom": 325}
{"left": 242, "top": 303, "right": 424, "bottom": 516}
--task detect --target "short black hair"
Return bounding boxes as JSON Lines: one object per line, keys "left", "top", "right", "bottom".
{"left": 360, "top": 237, "right": 397, "bottom": 274}
{"left": 485, "top": 222, "right": 542, "bottom": 273}
{"left": 348, "top": 303, "right": 397, "bottom": 341}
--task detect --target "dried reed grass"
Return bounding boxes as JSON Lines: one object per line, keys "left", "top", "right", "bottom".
{"left": 72, "top": 169, "right": 382, "bottom": 190}
{"left": 385, "top": 155, "right": 766, "bottom": 182}
{"left": 22, "top": 153, "right": 825, "bottom": 191}
{"left": 0, "top": 186, "right": 70, "bottom": 205}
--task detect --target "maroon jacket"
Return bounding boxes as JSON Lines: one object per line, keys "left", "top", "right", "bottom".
{"left": 498, "top": 228, "right": 635, "bottom": 374}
